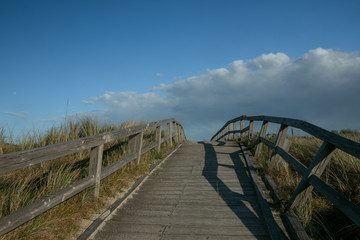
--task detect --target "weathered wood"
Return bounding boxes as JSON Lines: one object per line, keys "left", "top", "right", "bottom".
{"left": 309, "top": 175, "right": 360, "bottom": 226}
{"left": 0, "top": 119, "right": 178, "bottom": 175}
{"left": 90, "top": 142, "right": 277, "bottom": 239}
{"left": 0, "top": 118, "right": 185, "bottom": 237}
{"left": 155, "top": 126, "right": 161, "bottom": 152}
{"left": 232, "top": 121, "right": 237, "bottom": 140}
{"left": 260, "top": 137, "right": 275, "bottom": 149}
{"left": 239, "top": 143, "right": 282, "bottom": 240}
{"left": 286, "top": 142, "right": 335, "bottom": 210}
{"left": 213, "top": 115, "right": 360, "bottom": 159}
{"left": 167, "top": 123, "right": 172, "bottom": 147}
{"left": 271, "top": 124, "right": 288, "bottom": 162}
{"left": 255, "top": 121, "right": 268, "bottom": 158}
{"left": 173, "top": 122, "right": 179, "bottom": 143}
{"left": 275, "top": 146, "right": 308, "bottom": 176}
{"left": 129, "top": 132, "right": 144, "bottom": 164}
{"left": 227, "top": 124, "right": 231, "bottom": 140}
{"left": 248, "top": 120, "right": 254, "bottom": 144}
{"left": 89, "top": 144, "right": 104, "bottom": 198}
{"left": 0, "top": 176, "right": 93, "bottom": 236}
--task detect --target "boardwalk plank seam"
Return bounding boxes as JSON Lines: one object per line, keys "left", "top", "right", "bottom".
{"left": 77, "top": 144, "right": 183, "bottom": 240}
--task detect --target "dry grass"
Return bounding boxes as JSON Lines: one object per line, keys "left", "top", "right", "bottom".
{"left": 0, "top": 117, "right": 176, "bottom": 240}
{"left": 250, "top": 130, "right": 360, "bottom": 239}
{"left": 219, "top": 128, "right": 360, "bottom": 239}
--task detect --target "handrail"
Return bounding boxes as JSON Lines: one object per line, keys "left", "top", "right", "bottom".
{"left": 0, "top": 118, "right": 186, "bottom": 236}
{"left": 211, "top": 115, "right": 360, "bottom": 227}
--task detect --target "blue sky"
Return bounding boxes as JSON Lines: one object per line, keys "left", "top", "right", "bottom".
{"left": 1, "top": 0, "right": 360, "bottom": 141}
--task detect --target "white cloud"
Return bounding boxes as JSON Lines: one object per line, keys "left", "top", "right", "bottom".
{"left": 84, "top": 48, "right": 360, "bottom": 140}
{"left": 5, "top": 111, "right": 29, "bottom": 119}
{"left": 82, "top": 100, "right": 95, "bottom": 105}
{"left": 156, "top": 73, "right": 164, "bottom": 77}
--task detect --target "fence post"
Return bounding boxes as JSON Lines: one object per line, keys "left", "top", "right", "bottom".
{"left": 227, "top": 124, "right": 231, "bottom": 140}
{"left": 248, "top": 120, "right": 254, "bottom": 145}
{"left": 286, "top": 142, "right": 336, "bottom": 211}
{"left": 167, "top": 122, "right": 172, "bottom": 147}
{"left": 255, "top": 121, "right": 268, "bottom": 158}
{"left": 240, "top": 119, "right": 244, "bottom": 140}
{"left": 233, "top": 121, "right": 237, "bottom": 140}
{"left": 156, "top": 126, "right": 161, "bottom": 152}
{"left": 174, "top": 122, "right": 179, "bottom": 143}
{"left": 270, "top": 124, "right": 290, "bottom": 172}
{"left": 89, "top": 144, "right": 104, "bottom": 199}
{"left": 129, "top": 132, "right": 144, "bottom": 164}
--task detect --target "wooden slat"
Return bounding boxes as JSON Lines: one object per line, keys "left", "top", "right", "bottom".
{"left": 260, "top": 137, "right": 275, "bottom": 149}
{"left": 276, "top": 146, "right": 308, "bottom": 176}
{"left": 141, "top": 142, "right": 157, "bottom": 155}
{"left": 309, "top": 175, "right": 360, "bottom": 226}
{"left": 287, "top": 142, "right": 336, "bottom": 210}
{"left": 0, "top": 176, "right": 93, "bottom": 236}
{"left": 101, "top": 153, "right": 136, "bottom": 180}
{"left": 239, "top": 143, "right": 282, "bottom": 239}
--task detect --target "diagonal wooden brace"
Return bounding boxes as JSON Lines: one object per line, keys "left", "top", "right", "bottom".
{"left": 286, "top": 141, "right": 336, "bottom": 211}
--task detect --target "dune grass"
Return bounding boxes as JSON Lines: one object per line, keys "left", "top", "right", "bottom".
{"left": 0, "top": 117, "right": 176, "bottom": 240}
{"left": 249, "top": 130, "right": 360, "bottom": 239}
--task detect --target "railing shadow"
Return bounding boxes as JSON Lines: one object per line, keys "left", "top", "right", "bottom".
{"left": 199, "top": 140, "right": 266, "bottom": 239}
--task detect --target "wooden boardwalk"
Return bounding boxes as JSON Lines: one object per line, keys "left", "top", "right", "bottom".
{"left": 91, "top": 141, "right": 275, "bottom": 240}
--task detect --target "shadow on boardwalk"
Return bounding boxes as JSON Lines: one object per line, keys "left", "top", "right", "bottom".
{"left": 201, "top": 141, "right": 266, "bottom": 239}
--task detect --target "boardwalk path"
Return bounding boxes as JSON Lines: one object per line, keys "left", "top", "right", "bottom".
{"left": 92, "top": 141, "right": 272, "bottom": 239}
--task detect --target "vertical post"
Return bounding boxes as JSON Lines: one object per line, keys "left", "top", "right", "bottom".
{"left": 129, "top": 132, "right": 144, "bottom": 164}
{"left": 271, "top": 124, "right": 289, "bottom": 161}
{"left": 233, "top": 121, "right": 237, "bottom": 140}
{"left": 167, "top": 122, "right": 172, "bottom": 147}
{"left": 89, "top": 144, "right": 104, "bottom": 199}
{"left": 156, "top": 126, "right": 161, "bottom": 152}
{"left": 240, "top": 119, "right": 244, "bottom": 140}
{"left": 248, "top": 120, "right": 254, "bottom": 145}
{"left": 286, "top": 142, "right": 335, "bottom": 210}
{"left": 172, "top": 122, "right": 177, "bottom": 143}
{"left": 255, "top": 121, "right": 268, "bottom": 158}
{"left": 227, "top": 124, "right": 231, "bottom": 140}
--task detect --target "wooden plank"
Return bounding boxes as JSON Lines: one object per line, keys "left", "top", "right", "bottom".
{"left": 309, "top": 175, "right": 360, "bottom": 226}
{"left": 89, "top": 144, "right": 104, "bottom": 198}
{"left": 0, "top": 176, "right": 93, "bottom": 236}
{"left": 260, "top": 137, "right": 275, "bottom": 150}
{"left": 141, "top": 142, "right": 157, "bottom": 155}
{"left": 275, "top": 146, "right": 308, "bottom": 176}
{"left": 287, "top": 142, "right": 335, "bottom": 210}
{"left": 239, "top": 143, "right": 282, "bottom": 240}
{"left": 101, "top": 153, "right": 137, "bottom": 180}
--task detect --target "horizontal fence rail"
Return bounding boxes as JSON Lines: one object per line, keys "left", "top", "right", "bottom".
{"left": 211, "top": 115, "right": 360, "bottom": 227}
{"left": 0, "top": 118, "right": 185, "bottom": 236}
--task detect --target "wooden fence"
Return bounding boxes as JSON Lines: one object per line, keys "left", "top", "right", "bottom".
{"left": 211, "top": 115, "right": 360, "bottom": 227}
{"left": 0, "top": 118, "right": 185, "bottom": 236}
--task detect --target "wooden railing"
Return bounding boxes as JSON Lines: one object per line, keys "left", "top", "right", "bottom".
{"left": 0, "top": 118, "right": 185, "bottom": 236}
{"left": 211, "top": 115, "right": 360, "bottom": 227}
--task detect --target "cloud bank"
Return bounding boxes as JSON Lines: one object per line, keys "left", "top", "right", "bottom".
{"left": 85, "top": 48, "right": 360, "bottom": 140}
